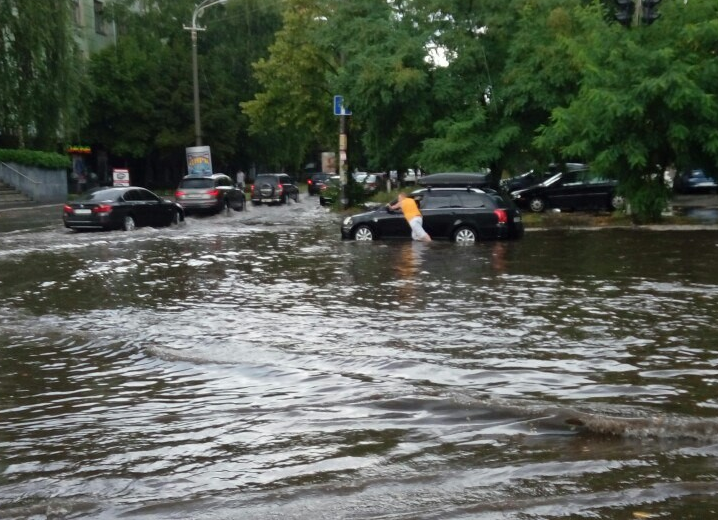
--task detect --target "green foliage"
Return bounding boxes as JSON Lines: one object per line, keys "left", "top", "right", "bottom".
{"left": 534, "top": 0, "right": 718, "bottom": 222}
{"left": 0, "top": 149, "right": 71, "bottom": 169}
{"left": 0, "top": 0, "right": 86, "bottom": 149}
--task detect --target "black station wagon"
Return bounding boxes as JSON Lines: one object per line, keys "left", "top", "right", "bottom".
{"left": 341, "top": 187, "right": 524, "bottom": 243}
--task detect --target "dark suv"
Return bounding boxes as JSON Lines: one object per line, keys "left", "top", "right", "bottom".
{"left": 175, "top": 173, "right": 245, "bottom": 214}
{"left": 341, "top": 187, "right": 524, "bottom": 243}
{"left": 251, "top": 174, "right": 300, "bottom": 205}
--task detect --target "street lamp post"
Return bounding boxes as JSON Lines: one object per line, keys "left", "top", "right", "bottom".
{"left": 184, "top": 0, "right": 227, "bottom": 147}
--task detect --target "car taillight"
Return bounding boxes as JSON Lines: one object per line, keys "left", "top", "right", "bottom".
{"left": 250, "top": 184, "right": 256, "bottom": 193}
{"left": 175, "top": 190, "right": 185, "bottom": 198}
{"left": 277, "top": 184, "right": 284, "bottom": 194}
{"left": 307, "top": 180, "right": 313, "bottom": 185}
{"left": 92, "top": 204, "right": 112, "bottom": 214}
{"left": 494, "top": 209, "right": 508, "bottom": 223}
{"left": 63, "top": 204, "right": 73, "bottom": 214}
{"left": 207, "top": 189, "right": 219, "bottom": 197}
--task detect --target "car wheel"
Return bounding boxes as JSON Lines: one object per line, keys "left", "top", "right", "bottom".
{"left": 453, "top": 226, "right": 477, "bottom": 243}
{"left": 610, "top": 194, "right": 625, "bottom": 211}
{"left": 234, "top": 196, "right": 245, "bottom": 212}
{"left": 123, "top": 215, "right": 136, "bottom": 231}
{"left": 529, "top": 197, "right": 546, "bottom": 213}
{"left": 293, "top": 192, "right": 299, "bottom": 202}
{"left": 171, "top": 210, "right": 181, "bottom": 226}
{"left": 354, "top": 225, "right": 374, "bottom": 241}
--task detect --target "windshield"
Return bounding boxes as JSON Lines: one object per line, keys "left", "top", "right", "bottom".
{"left": 77, "top": 188, "right": 124, "bottom": 202}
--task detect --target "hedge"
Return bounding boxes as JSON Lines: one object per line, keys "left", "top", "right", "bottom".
{"left": 0, "top": 148, "right": 71, "bottom": 169}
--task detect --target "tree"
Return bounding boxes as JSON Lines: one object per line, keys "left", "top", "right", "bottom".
{"left": 535, "top": 0, "right": 718, "bottom": 222}
{"left": 87, "top": 0, "right": 282, "bottom": 185}
{"left": 0, "top": 0, "right": 86, "bottom": 150}
{"left": 241, "top": 0, "right": 337, "bottom": 172}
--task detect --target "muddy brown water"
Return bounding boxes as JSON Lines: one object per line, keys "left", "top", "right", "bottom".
{"left": 0, "top": 201, "right": 717, "bottom": 519}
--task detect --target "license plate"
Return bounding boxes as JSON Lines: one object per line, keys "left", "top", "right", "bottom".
{"left": 74, "top": 209, "right": 91, "bottom": 215}
{"left": 262, "top": 199, "right": 273, "bottom": 203}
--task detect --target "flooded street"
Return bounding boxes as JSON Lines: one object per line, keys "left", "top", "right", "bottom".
{"left": 1, "top": 200, "right": 717, "bottom": 519}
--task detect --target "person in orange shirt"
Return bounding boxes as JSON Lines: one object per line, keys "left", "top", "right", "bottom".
{"left": 388, "top": 192, "right": 432, "bottom": 242}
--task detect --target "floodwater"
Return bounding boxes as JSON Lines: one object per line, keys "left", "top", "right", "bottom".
{"left": 1, "top": 200, "right": 717, "bottom": 519}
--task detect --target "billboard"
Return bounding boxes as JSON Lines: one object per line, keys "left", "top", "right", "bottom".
{"left": 186, "top": 146, "right": 213, "bottom": 176}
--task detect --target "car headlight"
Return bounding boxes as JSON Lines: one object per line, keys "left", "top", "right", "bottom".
{"left": 343, "top": 217, "right": 353, "bottom": 226}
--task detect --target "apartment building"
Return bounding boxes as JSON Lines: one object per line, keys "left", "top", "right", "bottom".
{"left": 72, "top": 0, "right": 117, "bottom": 58}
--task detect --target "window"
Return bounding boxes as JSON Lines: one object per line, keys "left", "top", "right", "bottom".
{"left": 72, "top": 0, "right": 82, "bottom": 26}
{"left": 458, "top": 192, "right": 487, "bottom": 208}
{"left": 94, "top": 1, "right": 106, "bottom": 35}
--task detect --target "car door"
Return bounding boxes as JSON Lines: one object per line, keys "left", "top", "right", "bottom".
{"left": 544, "top": 171, "right": 582, "bottom": 209}
{"left": 216, "top": 175, "right": 238, "bottom": 209}
{"left": 420, "top": 192, "right": 461, "bottom": 239}
{"left": 121, "top": 189, "right": 145, "bottom": 225}
{"left": 141, "top": 189, "right": 172, "bottom": 226}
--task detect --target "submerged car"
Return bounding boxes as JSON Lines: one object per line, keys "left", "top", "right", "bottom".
{"left": 341, "top": 187, "right": 523, "bottom": 243}
{"left": 250, "top": 173, "right": 300, "bottom": 205}
{"left": 63, "top": 187, "right": 184, "bottom": 231}
{"left": 511, "top": 167, "right": 624, "bottom": 213}
{"left": 175, "top": 173, "right": 245, "bottom": 214}
{"left": 673, "top": 168, "right": 718, "bottom": 194}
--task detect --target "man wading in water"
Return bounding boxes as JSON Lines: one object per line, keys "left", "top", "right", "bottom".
{"left": 388, "top": 192, "right": 432, "bottom": 242}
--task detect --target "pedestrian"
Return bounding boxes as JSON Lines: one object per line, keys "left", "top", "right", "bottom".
{"left": 236, "top": 169, "right": 245, "bottom": 191}
{"left": 388, "top": 192, "right": 431, "bottom": 242}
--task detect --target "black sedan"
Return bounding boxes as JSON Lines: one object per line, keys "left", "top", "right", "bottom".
{"left": 63, "top": 187, "right": 184, "bottom": 231}
{"left": 341, "top": 187, "right": 523, "bottom": 243}
{"left": 510, "top": 169, "right": 624, "bottom": 213}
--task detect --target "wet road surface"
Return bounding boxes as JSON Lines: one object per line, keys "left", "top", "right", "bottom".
{"left": 1, "top": 198, "right": 717, "bottom": 519}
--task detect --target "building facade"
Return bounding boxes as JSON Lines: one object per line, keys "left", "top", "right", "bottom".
{"left": 72, "top": 0, "right": 117, "bottom": 58}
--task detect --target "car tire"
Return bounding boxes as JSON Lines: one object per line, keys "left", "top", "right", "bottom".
{"left": 529, "top": 197, "right": 546, "bottom": 213}
{"left": 123, "top": 215, "right": 136, "bottom": 231}
{"left": 293, "top": 192, "right": 299, "bottom": 203}
{"left": 354, "top": 225, "right": 374, "bottom": 241}
{"left": 259, "top": 183, "right": 274, "bottom": 198}
{"left": 453, "top": 226, "right": 477, "bottom": 243}
{"left": 610, "top": 194, "right": 625, "bottom": 211}
{"left": 234, "top": 197, "right": 245, "bottom": 212}
{"left": 171, "top": 210, "right": 181, "bottom": 226}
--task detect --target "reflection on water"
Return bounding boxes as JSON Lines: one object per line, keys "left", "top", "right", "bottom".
{"left": 0, "top": 203, "right": 717, "bottom": 519}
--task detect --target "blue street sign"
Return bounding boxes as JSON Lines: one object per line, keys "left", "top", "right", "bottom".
{"left": 333, "top": 95, "right": 352, "bottom": 116}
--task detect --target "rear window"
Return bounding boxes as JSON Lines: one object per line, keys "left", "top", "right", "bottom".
{"left": 77, "top": 188, "right": 124, "bottom": 202}
{"left": 255, "top": 175, "right": 278, "bottom": 185}
{"left": 180, "top": 178, "right": 213, "bottom": 189}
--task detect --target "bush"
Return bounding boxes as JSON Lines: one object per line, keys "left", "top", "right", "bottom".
{"left": 0, "top": 148, "right": 70, "bottom": 169}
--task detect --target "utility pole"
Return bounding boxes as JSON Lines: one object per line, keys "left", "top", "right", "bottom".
{"left": 184, "top": 0, "right": 227, "bottom": 147}
{"left": 334, "top": 95, "right": 351, "bottom": 207}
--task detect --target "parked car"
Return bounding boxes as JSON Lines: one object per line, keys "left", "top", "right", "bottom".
{"left": 361, "top": 173, "right": 389, "bottom": 195}
{"left": 319, "top": 175, "right": 341, "bottom": 206}
{"left": 63, "top": 186, "right": 184, "bottom": 231}
{"left": 307, "top": 172, "right": 333, "bottom": 196}
{"left": 174, "top": 173, "right": 245, "bottom": 214}
{"left": 673, "top": 168, "right": 718, "bottom": 194}
{"left": 341, "top": 187, "right": 524, "bottom": 243}
{"left": 500, "top": 169, "right": 553, "bottom": 193}
{"left": 250, "top": 173, "right": 300, "bottom": 205}
{"left": 510, "top": 167, "right": 624, "bottom": 213}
